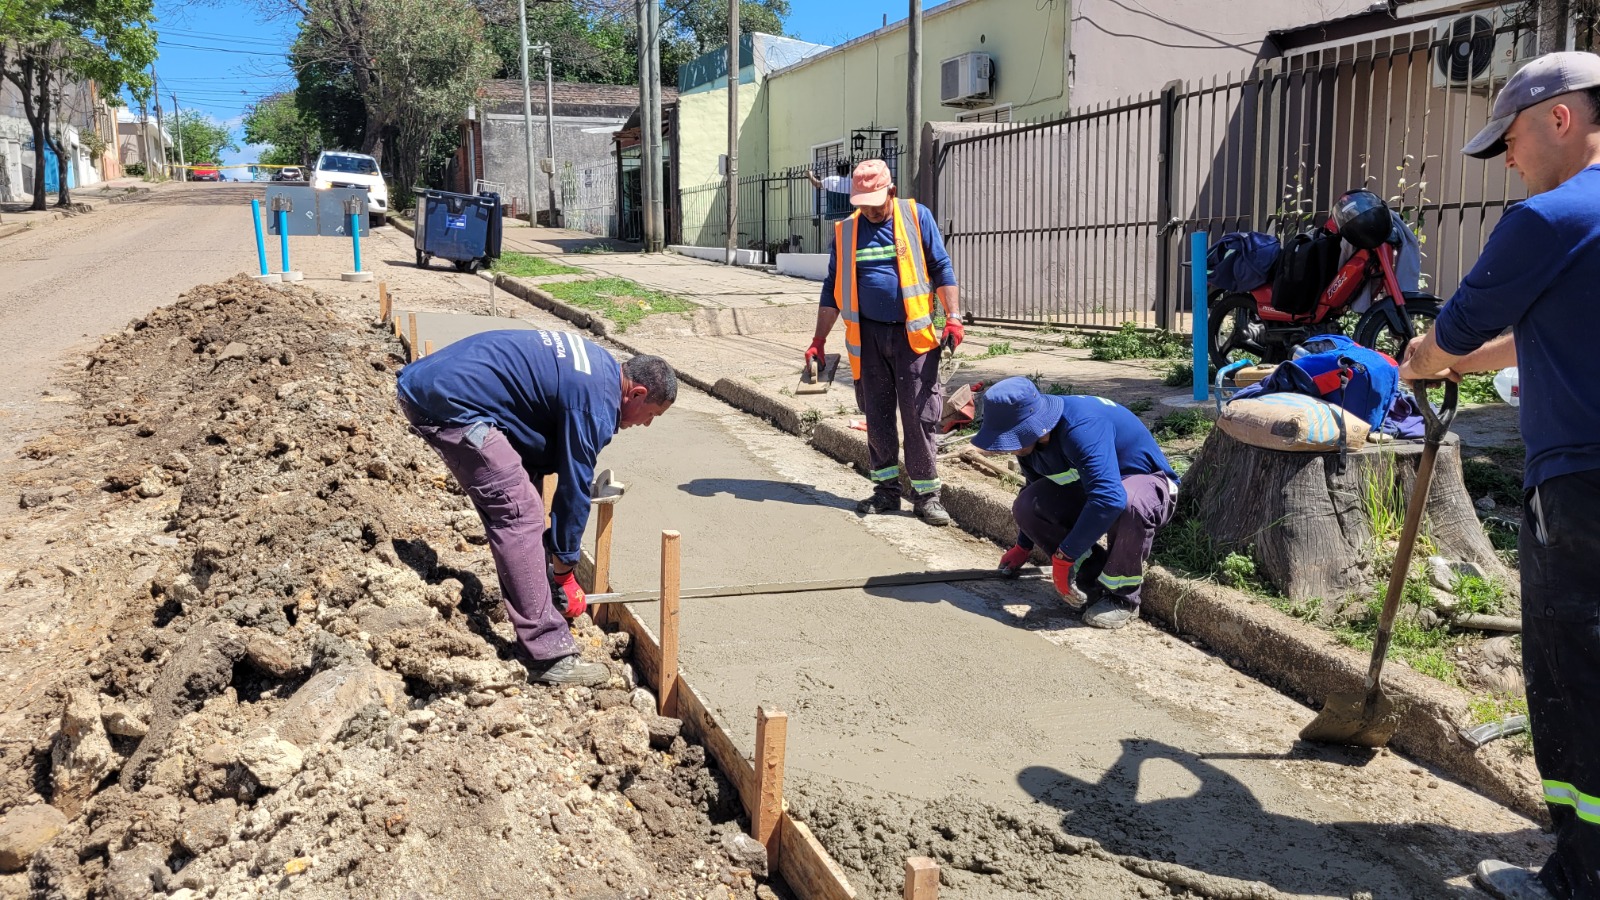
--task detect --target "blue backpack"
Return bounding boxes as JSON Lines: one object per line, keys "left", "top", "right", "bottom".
{"left": 1206, "top": 232, "right": 1280, "bottom": 294}
{"left": 1232, "top": 335, "right": 1401, "bottom": 465}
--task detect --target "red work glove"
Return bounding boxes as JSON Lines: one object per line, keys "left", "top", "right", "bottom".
{"left": 551, "top": 568, "right": 587, "bottom": 619}
{"left": 1052, "top": 551, "right": 1089, "bottom": 610}
{"left": 998, "top": 544, "right": 1031, "bottom": 577}
{"left": 941, "top": 318, "right": 964, "bottom": 351}
{"left": 804, "top": 337, "right": 826, "bottom": 367}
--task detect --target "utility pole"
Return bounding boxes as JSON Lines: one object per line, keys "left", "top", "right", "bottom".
{"left": 151, "top": 67, "right": 166, "bottom": 181}
{"left": 516, "top": 0, "right": 537, "bottom": 223}
{"left": 645, "top": 0, "right": 664, "bottom": 251}
{"left": 906, "top": 0, "right": 922, "bottom": 198}
{"left": 636, "top": 0, "right": 656, "bottom": 249}
{"left": 724, "top": 0, "right": 738, "bottom": 264}
{"left": 539, "top": 43, "right": 559, "bottom": 226}
{"left": 171, "top": 94, "right": 187, "bottom": 182}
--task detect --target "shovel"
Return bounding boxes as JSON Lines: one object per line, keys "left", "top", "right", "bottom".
{"left": 1299, "top": 379, "right": 1458, "bottom": 748}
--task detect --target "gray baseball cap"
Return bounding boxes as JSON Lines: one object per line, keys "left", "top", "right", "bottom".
{"left": 1463, "top": 51, "right": 1600, "bottom": 159}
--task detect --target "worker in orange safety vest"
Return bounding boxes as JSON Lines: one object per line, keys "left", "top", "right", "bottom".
{"left": 804, "top": 159, "right": 963, "bottom": 526}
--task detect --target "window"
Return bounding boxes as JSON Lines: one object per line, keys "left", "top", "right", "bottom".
{"left": 957, "top": 104, "right": 1013, "bottom": 124}
{"left": 879, "top": 130, "right": 899, "bottom": 182}
{"left": 812, "top": 141, "right": 851, "bottom": 219}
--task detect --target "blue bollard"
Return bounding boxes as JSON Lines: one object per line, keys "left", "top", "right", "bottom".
{"left": 277, "top": 209, "right": 290, "bottom": 273}
{"left": 350, "top": 212, "right": 362, "bottom": 273}
{"left": 1191, "top": 231, "right": 1209, "bottom": 403}
{"left": 250, "top": 199, "right": 269, "bottom": 276}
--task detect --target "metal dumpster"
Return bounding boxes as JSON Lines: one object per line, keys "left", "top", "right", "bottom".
{"left": 414, "top": 190, "right": 502, "bottom": 272}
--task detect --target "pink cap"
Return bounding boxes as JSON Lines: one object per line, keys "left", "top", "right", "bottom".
{"left": 849, "top": 159, "right": 892, "bottom": 206}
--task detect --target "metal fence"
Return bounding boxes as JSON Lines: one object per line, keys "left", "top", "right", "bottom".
{"left": 680, "top": 147, "right": 906, "bottom": 256}
{"left": 933, "top": 20, "right": 1549, "bottom": 332}
{"left": 562, "top": 160, "right": 621, "bottom": 239}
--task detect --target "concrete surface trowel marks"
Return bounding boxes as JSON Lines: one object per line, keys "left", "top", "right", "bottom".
{"left": 591, "top": 389, "right": 1547, "bottom": 899}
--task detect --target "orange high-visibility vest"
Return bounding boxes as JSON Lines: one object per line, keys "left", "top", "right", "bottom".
{"left": 833, "top": 198, "right": 940, "bottom": 380}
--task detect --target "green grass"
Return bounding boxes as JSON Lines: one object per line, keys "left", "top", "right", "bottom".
{"left": 542, "top": 277, "right": 694, "bottom": 332}
{"left": 982, "top": 341, "right": 1014, "bottom": 358}
{"left": 1151, "top": 408, "right": 1214, "bottom": 442}
{"left": 491, "top": 251, "right": 584, "bottom": 278}
{"left": 1333, "top": 583, "right": 1460, "bottom": 685}
{"left": 1126, "top": 397, "right": 1155, "bottom": 415}
{"left": 1453, "top": 573, "right": 1509, "bottom": 617}
{"left": 1161, "top": 360, "right": 1218, "bottom": 388}
{"left": 1463, "top": 455, "right": 1523, "bottom": 506}
{"left": 1083, "top": 323, "right": 1188, "bottom": 361}
{"left": 1459, "top": 373, "right": 1501, "bottom": 404}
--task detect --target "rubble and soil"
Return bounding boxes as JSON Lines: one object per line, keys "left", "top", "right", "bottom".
{"left": 0, "top": 277, "right": 776, "bottom": 898}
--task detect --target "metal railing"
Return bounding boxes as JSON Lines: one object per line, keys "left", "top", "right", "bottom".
{"left": 680, "top": 147, "right": 906, "bottom": 257}
{"left": 932, "top": 22, "right": 1547, "bottom": 332}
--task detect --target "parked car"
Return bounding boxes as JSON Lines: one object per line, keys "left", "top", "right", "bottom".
{"left": 190, "top": 165, "right": 221, "bottom": 182}
{"left": 273, "top": 166, "right": 304, "bottom": 182}
{"left": 312, "top": 150, "right": 388, "bottom": 227}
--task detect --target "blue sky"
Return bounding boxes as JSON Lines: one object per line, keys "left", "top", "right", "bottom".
{"left": 137, "top": 0, "right": 949, "bottom": 168}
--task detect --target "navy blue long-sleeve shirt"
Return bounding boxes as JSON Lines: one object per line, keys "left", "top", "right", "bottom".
{"left": 819, "top": 202, "right": 957, "bottom": 323}
{"left": 396, "top": 329, "right": 620, "bottom": 564}
{"left": 1016, "top": 396, "right": 1176, "bottom": 561}
{"left": 1432, "top": 165, "right": 1600, "bottom": 489}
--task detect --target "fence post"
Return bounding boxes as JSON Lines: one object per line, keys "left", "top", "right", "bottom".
{"left": 1190, "top": 231, "right": 1209, "bottom": 402}
{"left": 1155, "top": 80, "right": 1183, "bottom": 331}
{"left": 1253, "top": 59, "right": 1284, "bottom": 232}
{"left": 760, "top": 175, "right": 769, "bottom": 257}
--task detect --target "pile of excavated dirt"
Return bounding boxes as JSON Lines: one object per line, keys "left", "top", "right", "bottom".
{"left": 0, "top": 277, "right": 774, "bottom": 899}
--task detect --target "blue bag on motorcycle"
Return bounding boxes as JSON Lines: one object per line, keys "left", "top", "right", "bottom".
{"left": 1206, "top": 232, "right": 1280, "bottom": 293}
{"left": 1270, "top": 229, "right": 1343, "bottom": 315}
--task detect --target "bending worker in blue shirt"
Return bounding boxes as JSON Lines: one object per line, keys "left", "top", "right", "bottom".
{"left": 807, "top": 159, "right": 964, "bottom": 526}
{"left": 1398, "top": 52, "right": 1600, "bottom": 900}
{"left": 397, "top": 330, "right": 676, "bottom": 686}
{"left": 973, "top": 378, "right": 1177, "bottom": 630}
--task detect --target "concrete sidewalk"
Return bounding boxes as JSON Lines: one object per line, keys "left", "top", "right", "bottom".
{"left": 0, "top": 177, "right": 155, "bottom": 240}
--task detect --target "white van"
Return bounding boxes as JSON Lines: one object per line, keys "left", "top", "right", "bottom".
{"left": 313, "top": 150, "right": 389, "bottom": 227}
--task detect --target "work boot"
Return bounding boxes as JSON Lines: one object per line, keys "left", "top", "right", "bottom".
{"left": 1475, "top": 861, "right": 1554, "bottom": 900}
{"left": 856, "top": 488, "right": 902, "bottom": 516}
{"left": 1083, "top": 596, "right": 1139, "bottom": 630}
{"left": 527, "top": 653, "right": 610, "bottom": 687}
{"left": 915, "top": 499, "right": 951, "bottom": 527}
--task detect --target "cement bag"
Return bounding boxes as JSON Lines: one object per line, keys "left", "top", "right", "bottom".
{"left": 1218, "top": 393, "right": 1371, "bottom": 451}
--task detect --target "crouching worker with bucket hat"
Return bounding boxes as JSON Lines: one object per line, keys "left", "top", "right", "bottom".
{"left": 976, "top": 377, "right": 1179, "bottom": 629}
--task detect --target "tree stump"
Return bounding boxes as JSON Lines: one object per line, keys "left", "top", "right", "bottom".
{"left": 1182, "top": 428, "right": 1510, "bottom": 601}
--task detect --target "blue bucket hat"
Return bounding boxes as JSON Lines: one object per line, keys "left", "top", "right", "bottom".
{"left": 972, "top": 376, "right": 1064, "bottom": 452}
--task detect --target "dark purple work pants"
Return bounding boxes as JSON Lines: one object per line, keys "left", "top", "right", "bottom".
{"left": 1012, "top": 473, "right": 1176, "bottom": 607}
{"left": 854, "top": 317, "right": 943, "bottom": 506}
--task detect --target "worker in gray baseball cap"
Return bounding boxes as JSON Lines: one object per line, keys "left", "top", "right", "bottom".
{"left": 1398, "top": 50, "right": 1600, "bottom": 900}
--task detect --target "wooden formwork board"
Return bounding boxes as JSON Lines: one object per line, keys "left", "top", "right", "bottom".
{"left": 584, "top": 553, "right": 857, "bottom": 900}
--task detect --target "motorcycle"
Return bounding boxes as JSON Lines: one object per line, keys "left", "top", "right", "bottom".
{"left": 1207, "top": 190, "right": 1441, "bottom": 370}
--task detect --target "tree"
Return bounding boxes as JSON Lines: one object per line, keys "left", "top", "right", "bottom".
{"left": 166, "top": 109, "right": 238, "bottom": 165}
{"left": 242, "top": 93, "right": 321, "bottom": 166}
{"left": 668, "top": 0, "right": 789, "bottom": 56}
{"left": 0, "top": 0, "right": 155, "bottom": 209}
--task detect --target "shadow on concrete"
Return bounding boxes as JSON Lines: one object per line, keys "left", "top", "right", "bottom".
{"left": 1018, "top": 739, "right": 1540, "bottom": 896}
{"left": 525, "top": 236, "right": 638, "bottom": 254}
{"left": 678, "top": 476, "right": 857, "bottom": 511}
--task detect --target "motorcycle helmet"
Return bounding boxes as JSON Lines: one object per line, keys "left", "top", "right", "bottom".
{"left": 1332, "top": 190, "right": 1393, "bottom": 251}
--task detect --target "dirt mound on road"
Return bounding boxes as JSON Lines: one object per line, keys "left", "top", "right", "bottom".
{"left": 3, "top": 277, "right": 763, "bottom": 898}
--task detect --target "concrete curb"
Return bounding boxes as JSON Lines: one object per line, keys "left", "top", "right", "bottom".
{"left": 465, "top": 248, "right": 1545, "bottom": 824}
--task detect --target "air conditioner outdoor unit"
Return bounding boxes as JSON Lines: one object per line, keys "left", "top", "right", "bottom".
{"left": 940, "top": 52, "right": 995, "bottom": 107}
{"left": 1432, "top": 8, "right": 1538, "bottom": 92}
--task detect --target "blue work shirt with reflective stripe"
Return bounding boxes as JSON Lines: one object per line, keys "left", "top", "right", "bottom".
{"left": 1016, "top": 396, "right": 1176, "bottom": 561}
{"left": 396, "top": 329, "right": 621, "bottom": 565}
{"left": 820, "top": 202, "right": 957, "bottom": 323}
{"left": 1433, "top": 164, "right": 1600, "bottom": 489}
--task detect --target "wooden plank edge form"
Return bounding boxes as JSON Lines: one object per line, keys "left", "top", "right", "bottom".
{"left": 581, "top": 557, "right": 856, "bottom": 899}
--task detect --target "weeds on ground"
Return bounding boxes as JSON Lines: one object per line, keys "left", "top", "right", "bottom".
{"left": 983, "top": 341, "right": 1014, "bottom": 358}
{"left": 573, "top": 244, "right": 615, "bottom": 254}
{"left": 1152, "top": 408, "right": 1213, "bottom": 442}
{"left": 1045, "top": 382, "right": 1077, "bottom": 396}
{"left": 1463, "top": 456, "right": 1523, "bottom": 507}
{"left": 1127, "top": 397, "right": 1155, "bottom": 415}
{"left": 1453, "top": 573, "right": 1509, "bottom": 616}
{"left": 543, "top": 277, "right": 694, "bottom": 332}
{"left": 1083, "top": 323, "right": 1187, "bottom": 361}
{"left": 1333, "top": 586, "right": 1459, "bottom": 685}
{"left": 1161, "top": 360, "right": 1218, "bottom": 388}
{"left": 800, "top": 408, "right": 822, "bottom": 428}
{"left": 1467, "top": 691, "right": 1535, "bottom": 757}
{"left": 491, "top": 251, "right": 584, "bottom": 278}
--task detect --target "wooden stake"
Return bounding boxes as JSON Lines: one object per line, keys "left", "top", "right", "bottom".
{"left": 407, "top": 313, "right": 418, "bottom": 361}
{"left": 594, "top": 503, "right": 615, "bottom": 595}
{"left": 423, "top": 339, "right": 434, "bottom": 357}
{"left": 753, "top": 707, "right": 788, "bottom": 869}
{"left": 903, "top": 857, "right": 939, "bottom": 900}
{"left": 379, "top": 281, "right": 390, "bottom": 322}
{"left": 658, "top": 530, "right": 681, "bottom": 717}
{"left": 392, "top": 317, "right": 401, "bottom": 339}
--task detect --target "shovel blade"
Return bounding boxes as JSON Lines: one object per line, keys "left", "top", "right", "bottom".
{"left": 1299, "top": 690, "right": 1400, "bottom": 748}
{"left": 795, "top": 353, "right": 840, "bottom": 395}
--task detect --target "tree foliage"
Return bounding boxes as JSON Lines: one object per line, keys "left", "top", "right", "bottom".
{"left": 0, "top": 0, "right": 156, "bottom": 208}
{"left": 166, "top": 108, "right": 238, "bottom": 165}
{"left": 242, "top": 92, "right": 322, "bottom": 166}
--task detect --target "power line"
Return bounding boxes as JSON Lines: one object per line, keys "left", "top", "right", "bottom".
{"left": 157, "top": 40, "right": 289, "bottom": 57}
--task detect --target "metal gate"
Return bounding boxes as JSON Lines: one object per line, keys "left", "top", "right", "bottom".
{"left": 932, "top": 20, "right": 1541, "bottom": 332}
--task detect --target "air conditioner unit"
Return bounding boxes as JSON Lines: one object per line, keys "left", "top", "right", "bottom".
{"left": 1431, "top": 8, "right": 1539, "bottom": 92}
{"left": 940, "top": 52, "right": 995, "bottom": 107}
